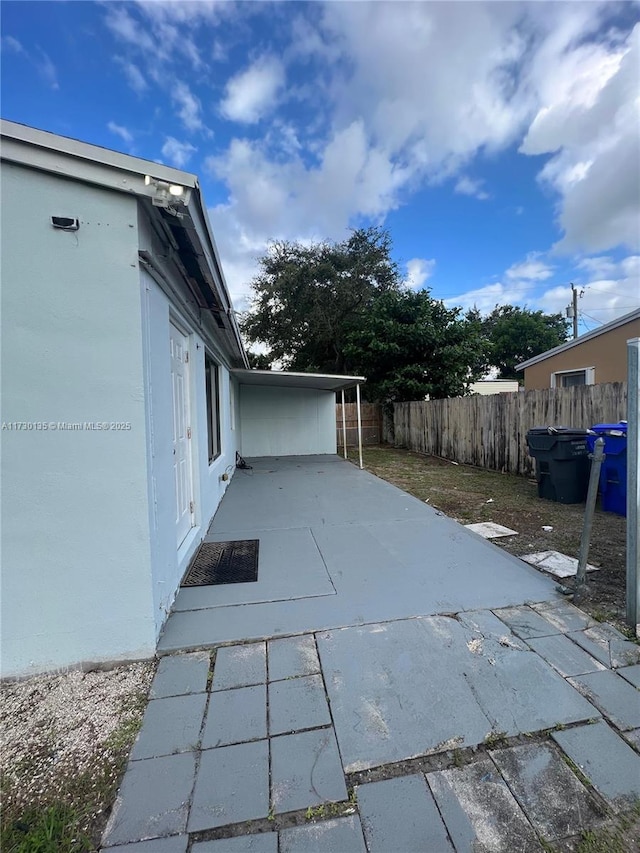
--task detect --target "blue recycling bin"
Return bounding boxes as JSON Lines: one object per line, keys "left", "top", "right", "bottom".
{"left": 587, "top": 421, "right": 628, "bottom": 516}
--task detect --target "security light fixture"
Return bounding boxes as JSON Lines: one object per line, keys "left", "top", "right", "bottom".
{"left": 144, "top": 175, "right": 192, "bottom": 208}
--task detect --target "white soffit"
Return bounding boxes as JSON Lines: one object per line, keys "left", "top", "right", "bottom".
{"left": 232, "top": 369, "right": 365, "bottom": 392}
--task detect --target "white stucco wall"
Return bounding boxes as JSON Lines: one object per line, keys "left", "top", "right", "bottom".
{"left": 138, "top": 222, "right": 238, "bottom": 633}
{"left": 239, "top": 386, "right": 337, "bottom": 457}
{"left": 1, "top": 162, "right": 156, "bottom": 677}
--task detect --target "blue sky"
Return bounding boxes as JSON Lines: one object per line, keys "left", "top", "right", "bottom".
{"left": 2, "top": 1, "right": 639, "bottom": 332}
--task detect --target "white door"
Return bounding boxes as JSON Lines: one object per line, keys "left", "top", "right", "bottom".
{"left": 170, "top": 322, "right": 194, "bottom": 546}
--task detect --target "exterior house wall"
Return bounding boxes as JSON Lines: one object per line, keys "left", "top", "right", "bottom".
{"left": 1, "top": 162, "right": 156, "bottom": 677}
{"left": 469, "top": 380, "right": 520, "bottom": 395}
{"left": 523, "top": 319, "right": 640, "bottom": 390}
{"left": 239, "top": 386, "right": 337, "bottom": 457}
{"left": 137, "top": 213, "right": 238, "bottom": 633}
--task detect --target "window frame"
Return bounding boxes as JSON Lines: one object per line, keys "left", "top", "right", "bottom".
{"left": 550, "top": 367, "right": 595, "bottom": 388}
{"left": 205, "top": 354, "right": 222, "bottom": 464}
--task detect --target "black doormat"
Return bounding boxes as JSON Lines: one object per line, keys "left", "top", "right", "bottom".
{"left": 182, "top": 539, "right": 259, "bottom": 587}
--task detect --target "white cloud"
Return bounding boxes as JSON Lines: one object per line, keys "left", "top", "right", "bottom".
{"left": 115, "top": 57, "right": 148, "bottom": 94}
{"left": 444, "top": 280, "right": 535, "bottom": 315}
{"left": 161, "top": 136, "right": 197, "bottom": 169}
{"left": 171, "top": 81, "right": 203, "bottom": 132}
{"left": 107, "top": 121, "right": 133, "bottom": 146}
{"left": 506, "top": 253, "right": 554, "bottom": 282}
{"left": 406, "top": 258, "right": 436, "bottom": 290}
{"left": 1, "top": 35, "right": 25, "bottom": 54}
{"left": 454, "top": 176, "right": 490, "bottom": 201}
{"left": 220, "top": 56, "right": 285, "bottom": 124}
{"left": 521, "top": 23, "right": 640, "bottom": 254}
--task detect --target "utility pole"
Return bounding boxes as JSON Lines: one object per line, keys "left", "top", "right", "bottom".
{"left": 571, "top": 283, "right": 579, "bottom": 340}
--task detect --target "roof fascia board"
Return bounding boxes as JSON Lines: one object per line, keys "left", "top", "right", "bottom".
{"left": 1, "top": 120, "right": 196, "bottom": 189}
{"left": 516, "top": 308, "right": 640, "bottom": 371}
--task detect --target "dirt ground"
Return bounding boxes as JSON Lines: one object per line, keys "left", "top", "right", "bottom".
{"left": 349, "top": 445, "right": 631, "bottom": 634}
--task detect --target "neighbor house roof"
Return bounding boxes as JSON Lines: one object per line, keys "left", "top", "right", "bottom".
{"left": 0, "top": 118, "right": 249, "bottom": 368}
{"left": 232, "top": 369, "right": 365, "bottom": 392}
{"left": 516, "top": 307, "right": 640, "bottom": 371}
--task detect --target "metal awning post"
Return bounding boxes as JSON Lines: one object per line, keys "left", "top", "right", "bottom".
{"left": 627, "top": 337, "right": 639, "bottom": 634}
{"left": 341, "top": 389, "right": 348, "bottom": 459}
{"left": 356, "top": 383, "right": 364, "bottom": 470}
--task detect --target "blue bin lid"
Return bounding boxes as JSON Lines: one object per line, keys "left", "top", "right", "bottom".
{"left": 591, "top": 421, "right": 627, "bottom": 436}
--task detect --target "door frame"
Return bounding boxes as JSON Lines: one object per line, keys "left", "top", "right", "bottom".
{"left": 170, "top": 316, "right": 196, "bottom": 547}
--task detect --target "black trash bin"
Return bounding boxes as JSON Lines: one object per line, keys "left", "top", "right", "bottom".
{"left": 526, "top": 427, "right": 590, "bottom": 504}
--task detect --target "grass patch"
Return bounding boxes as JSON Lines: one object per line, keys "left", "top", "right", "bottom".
{"left": 573, "top": 801, "right": 640, "bottom": 853}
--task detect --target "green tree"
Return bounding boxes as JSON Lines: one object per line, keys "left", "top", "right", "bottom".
{"left": 345, "top": 290, "right": 490, "bottom": 402}
{"left": 240, "top": 228, "right": 401, "bottom": 373}
{"left": 482, "top": 305, "right": 569, "bottom": 379}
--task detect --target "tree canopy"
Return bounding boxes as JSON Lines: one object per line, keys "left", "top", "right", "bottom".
{"left": 241, "top": 228, "right": 401, "bottom": 374}
{"left": 345, "top": 290, "right": 489, "bottom": 402}
{"left": 480, "top": 305, "right": 569, "bottom": 379}
{"left": 241, "top": 228, "right": 490, "bottom": 402}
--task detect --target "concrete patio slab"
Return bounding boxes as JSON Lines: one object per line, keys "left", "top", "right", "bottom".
{"left": 318, "top": 615, "right": 596, "bottom": 772}
{"left": 464, "top": 521, "right": 518, "bottom": 538}
{"left": 103, "top": 836, "right": 188, "bottom": 852}
{"left": 192, "top": 835, "right": 278, "bottom": 852}
{"left": 130, "top": 694, "right": 207, "bottom": 760}
{"left": 530, "top": 600, "right": 596, "bottom": 633}
{"left": 525, "top": 634, "right": 607, "bottom": 678}
{"left": 188, "top": 741, "right": 269, "bottom": 831}
{"left": 618, "top": 663, "right": 640, "bottom": 689}
{"left": 317, "top": 618, "right": 493, "bottom": 772}
{"left": 456, "top": 609, "right": 527, "bottom": 650}
{"left": 268, "top": 674, "right": 331, "bottom": 736}
{"left": 267, "top": 635, "right": 320, "bottom": 681}
{"left": 149, "top": 652, "right": 210, "bottom": 699}
{"left": 552, "top": 720, "right": 640, "bottom": 811}
{"left": 174, "top": 528, "right": 334, "bottom": 611}
{"left": 567, "top": 624, "right": 640, "bottom": 669}
{"left": 212, "top": 642, "right": 267, "bottom": 690}
{"left": 192, "top": 834, "right": 277, "bottom": 853}
{"left": 490, "top": 742, "right": 604, "bottom": 840}
{"left": 623, "top": 729, "right": 640, "bottom": 749}
{"left": 270, "top": 728, "right": 347, "bottom": 814}
{"left": 493, "top": 605, "right": 560, "bottom": 639}
{"left": 357, "top": 774, "right": 453, "bottom": 852}
{"left": 427, "top": 758, "right": 542, "bottom": 852}
{"left": 568, "top": 670, "right": 640, "bottom": 730}
{"left": 202, "top": 684, "right": 267, "bottom": 748}
{"left": 102, "top": 752, "right": 196, "bottom": 846}
{"left": 158, "top": 457, "right": 556, "bottom": 653}
{"left": 279, "top": 816, "right": 367, "bottom": 853}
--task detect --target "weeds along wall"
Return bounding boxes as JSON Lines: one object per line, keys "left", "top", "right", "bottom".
{"left": 387, "top": 383, "right": 628, "bottom": 477}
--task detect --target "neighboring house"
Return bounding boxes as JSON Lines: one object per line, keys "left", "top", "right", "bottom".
{"left": 516, "top": 308, "right": 640, "bottom": 390}
{"left": 0, "top": 120, "right": 362, "bottom": 678}
{"left": 469, "top": 380, "right": 520, "bottom": 395}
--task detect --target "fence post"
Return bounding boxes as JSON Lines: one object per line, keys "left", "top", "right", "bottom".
{"left": 627, "top": 338, "right": 639, "bottom": 634}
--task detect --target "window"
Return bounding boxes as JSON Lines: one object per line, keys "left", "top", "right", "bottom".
{"left": 551, "top": 367, "right": 595, "bottom": 388}
{"left": 205, "top": 355, "right": 221, "bottom": 462}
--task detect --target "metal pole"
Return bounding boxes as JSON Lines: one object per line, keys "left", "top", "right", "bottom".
{"left": 626, "top": 338, "right": 639, "bottom": 633}
{"left": 341, "top": 389, "right": 348, "bottom": 459}
{"left": 572, "top": 284, "right": 579, "bottom": 340}
{"left": 356, "top": 383, "right": 364, "bottom": 470}
{"left": 573, "top": 437, "right": 605, "bottom": 605}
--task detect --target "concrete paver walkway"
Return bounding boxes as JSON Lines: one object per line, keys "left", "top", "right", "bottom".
{"left": 102, "top": 457, "right": 640, "bottom": 852}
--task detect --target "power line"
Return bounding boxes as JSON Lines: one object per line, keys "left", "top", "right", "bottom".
{"left": 580, "top": 311, "right": 603, "bottom": 326}
{"left": 581, "top": 306, "right": 639, "bottom": 312}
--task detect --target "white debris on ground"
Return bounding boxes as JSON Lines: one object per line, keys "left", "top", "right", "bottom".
{"left": 0, "top": 661, "right": 153, "bottom": 815}
{"left": 521, "top": 550, "right": 599, "bottom": 578}
{"left": 464, "top": 522, "right": 519, "bottom": 539}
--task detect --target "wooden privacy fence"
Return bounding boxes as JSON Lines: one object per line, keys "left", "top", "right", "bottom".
{"left": 336, "top": 402, "right": 382, "bottom": 449}
{"left": 387, "top": 382, "right": 627, "bottom": 477}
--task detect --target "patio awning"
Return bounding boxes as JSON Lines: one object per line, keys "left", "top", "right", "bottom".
{"left": 231, "top": 369, "right": 367, "bottom": 469}
{"left": 231, "top": 369, "right": 365, "bottom": 392}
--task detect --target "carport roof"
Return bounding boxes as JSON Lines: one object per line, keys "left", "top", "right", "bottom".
{"left": 231, "top": 369, "right": 365, "bottom": 392}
